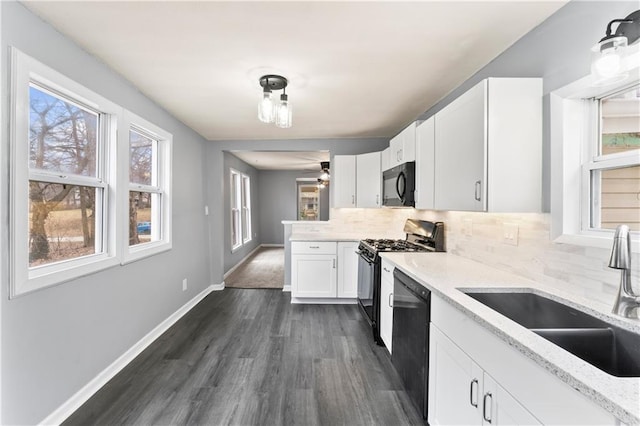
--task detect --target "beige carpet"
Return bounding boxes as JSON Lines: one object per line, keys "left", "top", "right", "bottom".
{"left": 225, "top": 247, "right": 284, "bottom": 289}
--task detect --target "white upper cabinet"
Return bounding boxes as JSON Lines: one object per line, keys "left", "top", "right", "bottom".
{"left": 415, "top": 116, "right": 435, "bottom": 210}
{"left": 381, "top": 147, "right": 390, "bottom": 172}
{"left": 356, "top": 151, "right": 382, "bottom": 208}
{"left": 389, "top": 121, "right": 419, "bottom": 168}
{"left": 434, "top": 78, "right": 542, "bottom": 212}
{"left": 332, "top": 155, "right": 357, "bottom": 208}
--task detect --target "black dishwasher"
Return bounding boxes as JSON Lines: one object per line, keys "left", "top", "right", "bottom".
{"left": 392, "top": 268, "right": 431, "bottom": 421}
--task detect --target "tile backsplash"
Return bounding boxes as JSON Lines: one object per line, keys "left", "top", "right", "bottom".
{"left": 326, "top": 208, "right": 640, "bottom": 311}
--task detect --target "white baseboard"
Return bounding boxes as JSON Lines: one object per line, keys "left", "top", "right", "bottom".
{"left": 290, "top": 297, "right": 358, "bottom": 304}
{"left": 39, "top": 283, "right": 219, "bottom": 426}
{"left": 261, "top": 243, "right": 284, "bottom": 248}
{"left": 282, "top": 285, "right": 291, "bottom": 292}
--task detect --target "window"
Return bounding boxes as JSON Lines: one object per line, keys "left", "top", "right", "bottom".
{"left": 230, "top": 169, "right": 251, "bottom": 250}
{"left": 122, "top": 111, "right": 172, "bottom": 263}
{"left": 10, "top": 48, "right": 173, "bottom": 296}
{"left": 550, "top": 70, "right": 640, "bottom": 250}
{"left": 585, "top": 86, "right": 640, "bottom": 232}
{"left": 10, "top": 48, "right": 120, "bottom": 296}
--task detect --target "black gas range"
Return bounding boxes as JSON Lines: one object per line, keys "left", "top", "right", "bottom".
{"left": 356, "top": 219, "right": 444, "bottom": 344}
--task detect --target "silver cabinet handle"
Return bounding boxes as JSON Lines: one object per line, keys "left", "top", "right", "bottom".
{"left": 483, "top": 392, "right": 493, "bottom": 423}
{"left": 332, "top": 258, "right": 336, "bottom": 269}
{"left": 474, "top": 180, "right": 481, "bottom": 202}
{"left": 309, "top": 246, "right": 320, "bottom": 249}
{"left": 383, "top": 267, "right": 390, "bottom": 273}
{"left": 376, "top": 194, "right": 379, "bottom": 205}
{"left": 388, "top": 293, "right": 393, "bottom": 307}
{"left": 469, "top": 379, "right": 478, "bottom": 408}
{"left": 352, "top": 194, "right": 355, "bottom": 205}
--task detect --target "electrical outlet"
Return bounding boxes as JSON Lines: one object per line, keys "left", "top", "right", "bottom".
{"left": 503, "top": 223, "right": 519, "bottom": 246}
{"left": 462, "top": 218, "right": 473, "bottom": 237}
{"left": 182, "top": 278, "right": 188, "bottom": 291}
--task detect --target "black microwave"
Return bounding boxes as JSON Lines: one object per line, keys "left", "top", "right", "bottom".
{"left": 382, "top": 161, "right": 415, "bottom": 207}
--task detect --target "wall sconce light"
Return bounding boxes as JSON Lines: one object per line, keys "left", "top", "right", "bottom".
{"left": 591, "top": 10, "right": 640, "bottom": 85}
{"left": 258, "top": 74, "right": 292, "bottom": 128}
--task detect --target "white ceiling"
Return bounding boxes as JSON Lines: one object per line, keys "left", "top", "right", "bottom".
{"left": 230, "top": 150, "right": 330, "bottom": 170}
{"left": 23, "top": 1, "right": 567, "bottom": 141}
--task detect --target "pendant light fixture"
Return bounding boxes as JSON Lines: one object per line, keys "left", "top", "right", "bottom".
{"left": 258, "top": 75, "right": 292, "bottom": 128}
{"left": 591, "top": 10, "right": 640, "bottom": 85}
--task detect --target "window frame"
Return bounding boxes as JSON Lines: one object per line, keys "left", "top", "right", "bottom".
{"left": 229, "top": 168, "right": 252, "bottom": 251}
{"left": 120, "top": 110, "right": 172, "bottom": 264}
{"left": 241, "top": 174, "right": 252, "bottom": 244}
{"left": 9, "top": 48, "right": 121, "bottom": 297}
{"left": 230, "top": 168, "right": 242, "bottom": 251}
{"left": 550, "top": 68, "right": 640, "bottom": 252}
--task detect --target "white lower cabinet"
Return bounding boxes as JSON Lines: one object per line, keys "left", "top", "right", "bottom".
{"left": 337, "top": 242, "right": 358, "bottom": 297}
{"left": 291, "top": 253, "right": 337, "bottom": 298}
{"left": 430, "top": 294, "right": 618, "bottom": 425}
{"left": 429, "top": 325, "right": 540, "bottom": 425}
{"left": 291, "top": 241, "right": 359, "bottom": 301}
{"left": 379, "top": 259, "right": 394, "bottom": 352}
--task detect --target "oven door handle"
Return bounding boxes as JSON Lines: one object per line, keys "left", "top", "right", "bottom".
{"left": 356, "top": 251, "right": 375, "bottom": 265}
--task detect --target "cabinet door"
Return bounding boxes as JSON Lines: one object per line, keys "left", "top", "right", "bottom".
{"left": 402, "top": 122, "right": 417, "bottom": 163}
{"left": 291, "top": 254, "right": 337, "bottom": 298}
{"left": 389, "top": 134, "right": 404, "bottom": 168}
{"left": 337, "top": 242, "right": 358, "bottom": 298}
{"left": 429, "top": 325, "right": 482, "bottom": 426}
{"left": 381, "top": 147, "right": 390, "bottom": 172}
{"left": 356, "top": 151, "right": 382, "bottom": 208}
{"left": 379, "top": 271, "right": 394, "bottom": 353}
{"left": 483, "top": 374, "right": 541, "bottom": 426}
{"left": 415, "top": 117, "right": 435, "bottom": 210}
{"left": 434, "top": 80, "right": 486, "bottom": 211}
{"left": 332, "top": 155, "right": 356, "bottom": 208}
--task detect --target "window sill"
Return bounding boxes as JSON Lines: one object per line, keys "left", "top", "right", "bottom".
{"left": 13, "top": 255, "right": 121, "bottom": 299}
{"left": 122, "top": 241, "right": 172, "bottom": 265}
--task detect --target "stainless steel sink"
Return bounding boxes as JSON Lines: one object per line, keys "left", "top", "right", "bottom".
{"left": 463, "top": 291, "right": 640, "bottom": 378}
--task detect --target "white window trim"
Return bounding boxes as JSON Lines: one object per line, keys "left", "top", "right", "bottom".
{"left": 9, "top": 48, "right": 121, "bottom": 297}
{"left": 120, "top": 110, "right": 173, "bottom": 264}
{"left": 230, "top": 168, "right": 242, "bottom": 252}
{"left": 242, "top": 174, "right": 252, "bottom": 245}
{"left": 550, "top": 66, "right": 640, "bottom": 253}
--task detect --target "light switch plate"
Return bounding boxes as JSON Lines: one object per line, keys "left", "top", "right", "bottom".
{"left": 503, "top": 223, "right": 519, "bottom": 246}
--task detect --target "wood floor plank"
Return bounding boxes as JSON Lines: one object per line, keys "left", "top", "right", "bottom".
{"left": 63, "top": 288, "right": 425, "bottom": 426}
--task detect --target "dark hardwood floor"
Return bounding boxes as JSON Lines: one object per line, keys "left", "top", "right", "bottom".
{"left": 63, "top": 289, "right": 424, "bottom": 425}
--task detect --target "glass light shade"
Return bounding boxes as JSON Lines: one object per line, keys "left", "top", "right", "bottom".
{"left": 320, "top": 171, "right": 329, "bottom": 180}
{"left": 591, "top": 36, "right": 628, "bottom": 85}
{"left": 275, "top": 95, "right": 292, "bottom": 128}
{"left": 258, "top": 91, "right": 275, "bottom": 123}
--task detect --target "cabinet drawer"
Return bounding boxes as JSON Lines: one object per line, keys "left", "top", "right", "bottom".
{"left": 292, "top": 241, "right": 336, "bottom": 255}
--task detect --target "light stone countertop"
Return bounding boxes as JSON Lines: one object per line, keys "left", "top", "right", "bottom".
{"left": 380, "top": 252, "right": 640, "bottom": 425}
{"left": 289, "top": 232, "right": 366, "bottom": 242}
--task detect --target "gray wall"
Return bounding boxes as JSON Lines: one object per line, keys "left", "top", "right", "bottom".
{"left": 417, "top": 0, "right": 638, "bottom": 212}
{"left": 1, "top": 2, "right": 212, "bottom": 424}
{"left": 223, "top": 152, "right": 261, "bottom": 273}
{"left": 257, "top": 171, "right": 330, "bottom": 245}
{"left": 205, "top": 138, "right": 388, "bottom": 283}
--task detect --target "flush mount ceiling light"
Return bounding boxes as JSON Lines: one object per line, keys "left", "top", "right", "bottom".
{"left": 258, "top": 74, "right": 292, "bottom": 128}
{"left": 320, "top": 161, "right": 330, "bottom": 181}
{"left": 591, "top": 10, "right": 640, "bottom": 86}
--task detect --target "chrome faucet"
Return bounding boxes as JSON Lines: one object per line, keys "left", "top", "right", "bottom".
{"left": 608, "top": 225, "right": 640, "bottom": 318}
